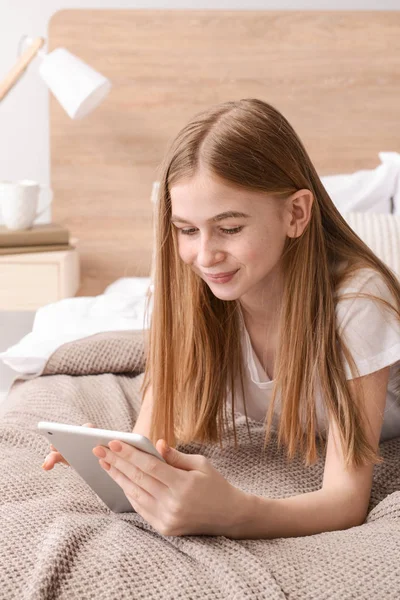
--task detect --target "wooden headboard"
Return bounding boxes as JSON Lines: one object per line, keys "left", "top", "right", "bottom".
{"left": 49, "top": 10, "right": 400, "bottom": 296}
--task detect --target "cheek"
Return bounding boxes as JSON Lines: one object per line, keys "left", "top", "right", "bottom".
{"left": 239, "top": 240, "right": 263, "bottom": 263}
{"left": 177, "top": 238, "right": 194, "bottom": 264}
{"left": 241, "top": 235, "right": 279, "bottom": 266}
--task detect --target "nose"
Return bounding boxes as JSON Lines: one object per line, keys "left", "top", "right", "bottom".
{"left": 197, "top": 234, "right": 225, "bottom": 268}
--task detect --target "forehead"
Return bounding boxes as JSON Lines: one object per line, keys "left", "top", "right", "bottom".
{"left": 170, "top": 172, "right": 274, "bottom": 215}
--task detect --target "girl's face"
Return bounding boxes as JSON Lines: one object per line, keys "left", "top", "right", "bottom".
{"left": 170, "top": 169, "right": 294, "bottom": 306}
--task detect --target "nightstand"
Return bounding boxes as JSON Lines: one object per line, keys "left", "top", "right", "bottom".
{"left": 0, "top": 246, "right": 80, "bottom": 310}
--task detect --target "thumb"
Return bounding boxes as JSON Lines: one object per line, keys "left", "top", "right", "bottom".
{"left": 156, "top": 439, "right": 198, "bottom": 471}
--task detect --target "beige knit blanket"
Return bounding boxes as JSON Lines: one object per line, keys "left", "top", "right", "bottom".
{"left": 1, "top": 330, "right": 399, "bottom": 599}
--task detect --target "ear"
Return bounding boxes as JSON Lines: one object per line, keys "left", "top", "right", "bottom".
{"left": 285, "top": 189, "right": 313, "bottom": 238}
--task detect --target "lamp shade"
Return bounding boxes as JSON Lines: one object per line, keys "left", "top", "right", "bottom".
{"left": 38, "top": 48, "right": 111, "bottom": 119}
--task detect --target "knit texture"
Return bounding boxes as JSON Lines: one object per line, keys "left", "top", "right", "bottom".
{"left": 1, "top": 330, "right": 399, "bottom": 599}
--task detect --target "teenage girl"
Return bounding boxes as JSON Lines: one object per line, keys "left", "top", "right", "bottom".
{"left": 43, "top": 99, "right": 400, "bottom": 540}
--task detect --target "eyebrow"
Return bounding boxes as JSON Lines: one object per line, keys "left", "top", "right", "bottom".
{"left": 170, "top": 211, "right": 251, "bottom": 224}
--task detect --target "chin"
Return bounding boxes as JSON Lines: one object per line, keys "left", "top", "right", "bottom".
{"left": 206, "top": 283, "right": 243, "bottom": 301}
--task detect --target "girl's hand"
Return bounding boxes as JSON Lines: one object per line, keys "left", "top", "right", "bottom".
{"left": 92, "top": 439, "right": 248, "bottom": 537}
{"left": 41, "top": 423, "right": 95, "bottom": 470}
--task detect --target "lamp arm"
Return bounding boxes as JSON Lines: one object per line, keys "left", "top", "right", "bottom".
{"left": 0, "top": 37, "right": 45, "bottom": 102}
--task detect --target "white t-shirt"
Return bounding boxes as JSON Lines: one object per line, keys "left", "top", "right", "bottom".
{"left": 227, "top": 268, "right": 400, "bottom": 443}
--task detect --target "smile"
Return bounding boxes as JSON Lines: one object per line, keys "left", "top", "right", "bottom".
{"left": 204, "top": 269, "right": 239, "bottom": 283}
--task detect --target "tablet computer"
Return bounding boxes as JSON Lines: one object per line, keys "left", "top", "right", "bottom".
{"left": 38, "top": 421, "right": 165, "bottom": 513}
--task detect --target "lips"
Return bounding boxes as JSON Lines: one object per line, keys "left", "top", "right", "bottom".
{"left": 204, "top": 269, "right": 238, "bottom": 279}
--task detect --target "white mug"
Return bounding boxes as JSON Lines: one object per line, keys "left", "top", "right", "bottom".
{"left": 0, "top": 180, "right": 53, "bottom": 230}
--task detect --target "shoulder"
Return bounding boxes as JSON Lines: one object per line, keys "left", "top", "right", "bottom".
{"left": 334, "top": 267, "right": 400, "bottom": 379}
{"left": 336, "top": 267, "right": 393, "bottom": 295}
{"left": 335, "top": 267, "right": 398, "bottom": 328}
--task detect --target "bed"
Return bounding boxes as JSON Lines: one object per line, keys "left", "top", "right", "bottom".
{"left": 1, "top": 9, "right": 400, "bottom": 599}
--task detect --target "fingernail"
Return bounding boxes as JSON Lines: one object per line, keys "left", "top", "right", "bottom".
{"left": 108, "top": 441, "right": 122, "bottom": 453}
{"left": 93, "top": 446, "right": 106, "bottom": 458}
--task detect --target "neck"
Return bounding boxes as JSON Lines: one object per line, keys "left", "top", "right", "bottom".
{"left": 239, "top": 265, "right": 284, "bottom": 328}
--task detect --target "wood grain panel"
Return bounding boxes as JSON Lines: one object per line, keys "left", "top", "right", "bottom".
{"left": 49, "top": 10, "right": 400, "bottom": 295}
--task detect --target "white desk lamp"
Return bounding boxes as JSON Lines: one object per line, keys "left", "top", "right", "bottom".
{"left": 0, "top": 36, "right": 111, "bottom": 119}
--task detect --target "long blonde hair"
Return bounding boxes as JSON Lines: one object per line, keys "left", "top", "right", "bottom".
{"left": 141, "top": 98, "right": 400, "bottom": 468}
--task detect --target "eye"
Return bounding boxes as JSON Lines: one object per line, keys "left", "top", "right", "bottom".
{"left": 178, "top": 226, "right": 243, "bottom": 236}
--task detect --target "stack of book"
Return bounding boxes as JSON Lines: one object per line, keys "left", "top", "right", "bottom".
{"left": 0, "top": 223, "right": 74, "bottom": 255}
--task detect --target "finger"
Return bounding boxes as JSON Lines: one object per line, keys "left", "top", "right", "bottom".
{"left": 47, "top": 449, "right": 68, "bottom": 464}
{"left": 99, "top": 459, "right": 155, "bottom": 511}
{"left": 49, "top": 451, "right": 69, "bottom": 467}
{"left": 106, "top": 441, "right": 181, "bottom": 488}
{"left": 93, "top": 446, "right": 167, "bottom": 501}
{"left": 48, "top": 446, "right": 69, "bottom": 465}
{"left": 54, "top": 451, "right": 69, "bottom": 465}
{"left": 98, "top": 460, "right": 160, "bottom": 531}
{"left": 42, "top": 451, "right": 69, "bottom": 470}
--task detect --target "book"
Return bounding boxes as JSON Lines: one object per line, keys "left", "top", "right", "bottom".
{"left": 0, "top": 223, "right": 70, "bottom": 248}
{"left": 0, "top": 243, "right": 74, "bottom": 256}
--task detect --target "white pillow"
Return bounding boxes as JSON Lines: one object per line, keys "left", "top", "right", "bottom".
{"left": 0, "top": 278, "right": 152, "bottom": 379}
{"left": 104, "top": 276, "right": 153, "bottom": 297}
{"left": 321, "top": 152, "right": 400, "bottom": 214}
